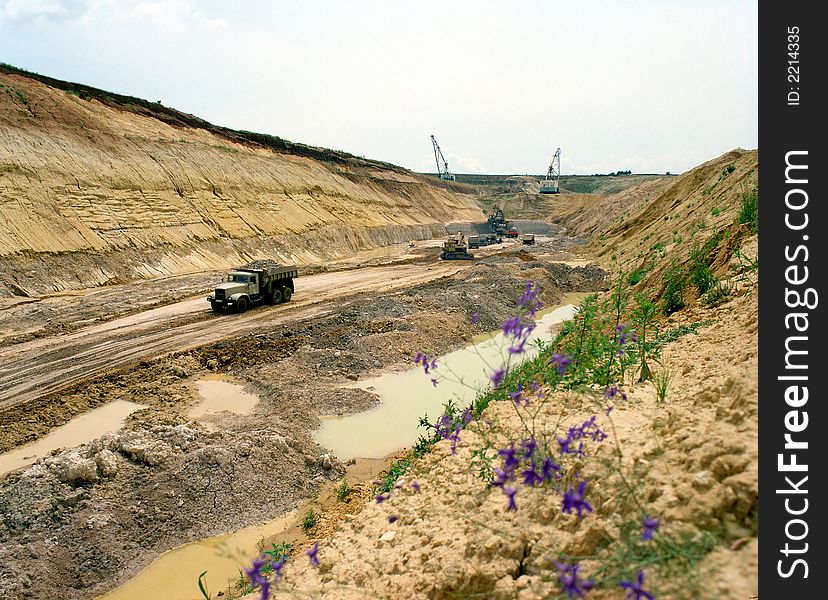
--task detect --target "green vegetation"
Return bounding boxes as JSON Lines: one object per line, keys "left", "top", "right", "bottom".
{"left": 627, "top": 266, "right": 649, "bottom": 286}
{"left": 738, "top": 187, "right": 758, "bottom": 233}
{"left": 703, "top": 280, "right": 733, "bottom": 307}
{"left": 591, "top": 521, "right": 723, "bottom": 598}
{"left": 653, "top": 361, "right": 670, "bottom": 403}
{"left": 662, "top": 263, "right": 686, "bottom": 315}
{"left": 197, "top": 571, "right": 210, "bottom": 600}
{"left": 336, "top": 479, "right": 352, "bottom": 501}
{"left": 689, "top": 244, "right": 716, "bottom": 295}
{"left": 302, "top": 509, "right": 318, "bottom": 532}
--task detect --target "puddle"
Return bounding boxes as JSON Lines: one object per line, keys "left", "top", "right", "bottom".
{"left": 98, "top": 511, "right": 296, "bottom": 600}
{"left": 98, "top": 455, "right": 389, "bottom": 600}
{"left": 0, "top": 400, "right": 146, "bottom": 477}
{"left": 314, "top": 294, "right": 590, "bottom": 461}
{"left": 187, "top": 375, "right": 259, "bottom": 419}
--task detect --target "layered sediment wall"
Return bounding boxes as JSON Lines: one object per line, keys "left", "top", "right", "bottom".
{"left": 0, "top": 67, "right": 482, "bottom": 295}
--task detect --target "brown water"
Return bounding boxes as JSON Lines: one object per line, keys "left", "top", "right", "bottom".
{"left": 0, "top": 400, "right": 146, "bottom": 477}
{"left": 314, "top": 293, "right": 590, "bottom": 461}
{"left": 187, "top": 375, "right": 259, "bottom": 419}
{"left": 98, "top": 511, "right": 297, "bottom": 600}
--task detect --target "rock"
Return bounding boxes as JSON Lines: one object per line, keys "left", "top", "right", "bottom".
{"left": 692, "top": 470, "right": 714, "bottom": 492}
{"left": 379, "top": 531, "right": 397, "bottom": 543}
{"left": 52, "top": 450, "right": 99, "bottom": 485}
{"left": 95, "top": 449, "right": 119, "bottom": 478}
{"left": 207, "top": 359, "right": 218, "bottom": 370}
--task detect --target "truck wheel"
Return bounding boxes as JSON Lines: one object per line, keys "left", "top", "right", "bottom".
{"left": 210, "top": 301, "right": 221, "bottom": 313}
{"left": 270, "top": 288, "right": 282, "bottom": 304}
{"left": 236, "top": 297, "right": 249, "bottom": 313}
{"left": 282, "top": 287, "right": 292, "bottom": 302}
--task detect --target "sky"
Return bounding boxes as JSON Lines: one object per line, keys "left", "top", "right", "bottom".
{"left": 0, "top": 0, "right": 758, "bottom": 175}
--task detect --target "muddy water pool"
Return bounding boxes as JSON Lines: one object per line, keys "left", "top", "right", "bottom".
{"left": 314, "top": 292, "right": 590, "bottom": 461}
{"left": 0, "top": 400, "right": 146, "bottom": 476}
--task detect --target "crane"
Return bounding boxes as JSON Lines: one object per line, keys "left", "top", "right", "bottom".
{"left": 539, "top": 148, "right": 561, "bottom": 194}
{"left": 430, "top": 135, "right": 456, "bottom": 181}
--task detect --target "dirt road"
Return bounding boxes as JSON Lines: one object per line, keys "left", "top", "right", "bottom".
{"left": 0, "top": 261, "right": 473, "bottom": 411}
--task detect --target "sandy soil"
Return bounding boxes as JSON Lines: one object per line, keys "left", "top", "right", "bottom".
{"left": 246, "top": 258, "right": 758, "bottom": 600}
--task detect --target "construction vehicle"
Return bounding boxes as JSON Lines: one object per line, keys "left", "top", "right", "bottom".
{"left": 208, "top": 259, "right": 297, "bottom": 313}
{"left": 539, "top": 148, "right": 561, "bottom": 194}
{"left": 440, "top": 237, "right": 474, "bottom": 260}
{"left": 521, "top": 233, "right": 536, "bottom": 245}
{"left": 506, "top": 226, "right": 520, "bottom": 239}
{"left": 431, "top": 135, "right": 456, "bottom": 181}
{"left": 467, "top": 235, "right": 480, "bottom": 249}
{"left": 487, "top": 206, "right": 510, "bottom": 235}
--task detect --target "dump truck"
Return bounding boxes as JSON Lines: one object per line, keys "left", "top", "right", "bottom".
{"left": 440, "top": 238, "right": 474, "bottom": 260}
{"left": 521, "top": 233, "right": 536, "bottom": 245}
{"left": 506, "top": 227, "right": 520, "bottom": 239}
{"left": 208, "top": 259, "right": 298, "bottom": 313}
{"left": 467, "top": 235, "right": 480, "bottom": 249}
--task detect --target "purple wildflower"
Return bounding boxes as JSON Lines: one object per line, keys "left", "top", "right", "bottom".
{"left": 388, "top": 515, "right": 399, "bottom": 523}
{"left": 503, "top": 486, "right": 518, "bottom": 511}
{"left": 521, "top": 464, "right": 544, "bottom": 487}
{"left": 270, "top": 555, "right": 286, "bottom": 582}
{"left": 509, "top": 383, "right": 524, "bottom": 405}
{"left": 490, "top": 367, "right": 506, "bottom": 389}
{"left": 411, "top": 481, "right": 421, "bottom": 493}
{"left": 521, "top": 438, "right": 536, "bottom": 459}
{"left": 542, "top": 456, "right": 560, "bottom": 481}
{"left": 619, "top": 570, "right": 654, "bottom": 600}
{"left": 498, "top": 444, "right": 520, "bottom": 472}
{"left": 414, "top": 352, "right": 438, "bottom": 375}
{"left": 491, "top": 467, "right": 511, "bottom": 488}
{"left": 461, "top": 408, "right": 473, "bottom": 425}
{"left": 641, "top": 515, "right": 660, "bottom": 541}
{"left": 448, "top": 426, "right": 461, "bottom": 454}
{"left": 606, "top": 405, "right": 614, "bottom": 415}
{"left": 604, "top": 384, "right": 628, "bottom": 402}
{"left": 562, "top": 480, "right": 594, "bottom": 518}
{"left": 550, "top": 353, "right": 572, "bottom": 375}
{"left": 558, "top": 435, "right": 572, "bottom": 455}
{"left": 556, "top": 562, "right": 595, "bottom": 599}
{"left": 375, "top": 493, "right": 388, "bottom": 504}
{"left": 245, "top": 556, "right": 271, "bottom": 600}
{"left": 517, "top": 282, "right": 543, "bottom": 316}
{"left": 305, "top": 541, "right": 320, "bottom": 568}
{"left": 431, "top": 378, "right": 439, "bottom": 387}
{"left": 470, "top": 311, "right": 479, "bottom": 325}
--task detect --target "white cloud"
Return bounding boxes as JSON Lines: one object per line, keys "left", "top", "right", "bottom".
{"left": 0, "top": 0, "right": 85, "bottom": 24}
{"left": 0, "top": 0, "right": 226, "bottom": 31}
{"left": 445, "top": 152, "right": 487, "bottom": 175}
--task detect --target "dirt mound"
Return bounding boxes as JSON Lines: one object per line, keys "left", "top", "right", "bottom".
{"left": 0, "top": 67, "right": 483, "bottom": 296}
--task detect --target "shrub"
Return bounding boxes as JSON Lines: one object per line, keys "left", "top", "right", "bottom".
{"left": 662, "top": 264, "right": 686, "bottom": 315}
{"left": 336, "top": 479, "right": 352, "bottom": 501}
{"left": 738, "top": 188, "right": 758, "bottom": 233}
{"left": 702, "top": 280, "right": 734, "bottom": 307}
{"left": 689, "top": 244, "right": 716, "bottom": 295}
{"left": 302, "top": 509, "right": 318, "bottom": 532}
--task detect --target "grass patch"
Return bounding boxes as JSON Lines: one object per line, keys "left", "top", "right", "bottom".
{"left": 662, "top": 264, "right": 686, "bottom": 315}
{"left": 738, "top": 187, "right": 758, "bottom": 233}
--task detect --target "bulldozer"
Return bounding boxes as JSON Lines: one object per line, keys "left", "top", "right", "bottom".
{"left": 440, "top": 235, "right": 474, "bottom": 260}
